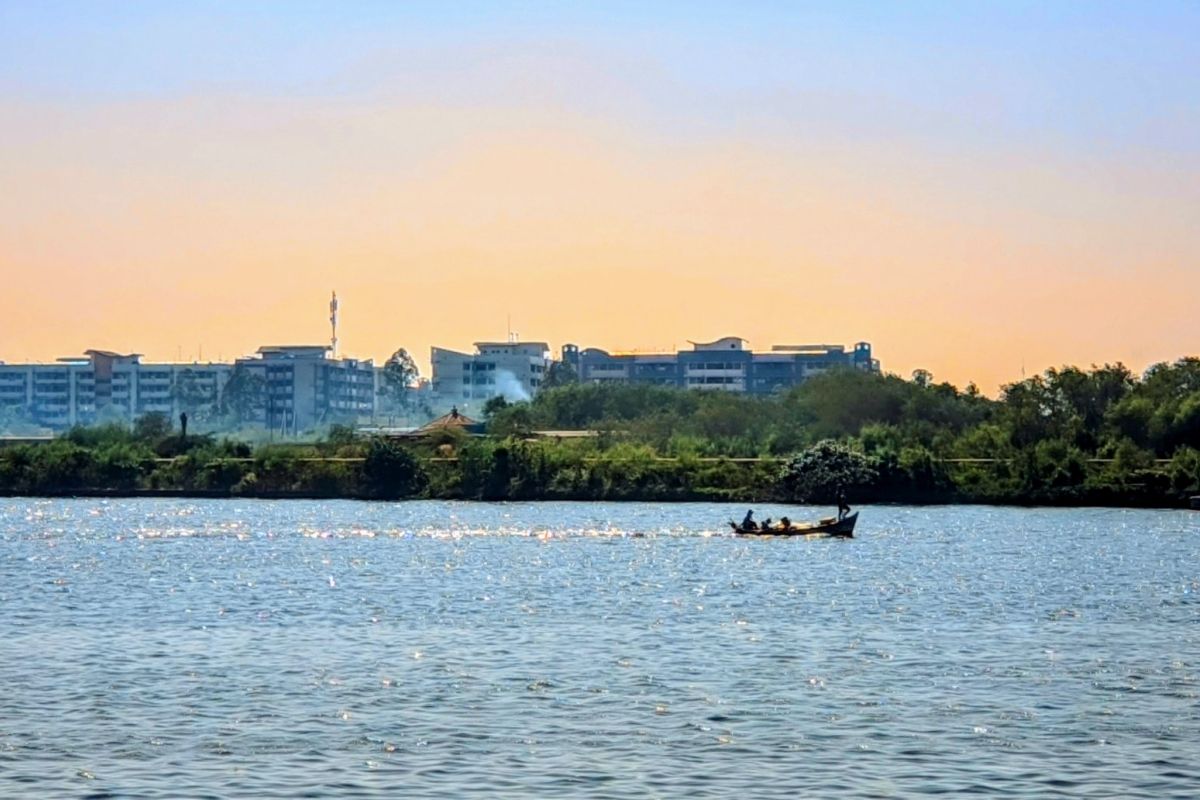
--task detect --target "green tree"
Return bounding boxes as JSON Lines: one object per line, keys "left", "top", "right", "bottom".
{"left": 220, "top": 365, "right": 265, "bottom": 426}
{"left": 133, "top": 412, "right": 173, "bottom": 442}
{"left": 379, "top": 348, "right": 421, "bottom": 417}
{"left": 1166, "top": 448, "right": 1200, "bottom": 494}
{"left": 171, "top": 368, "right": 218, "bottom": 424}
{"left": 324, "top": 424, "right": 358, "bottom": 447}
{"left": 780, "top": 440, "right": 877, "bottom": 503}
{"left": 482, "top": 396, "right": 510, "bottom": 419}
{"left": 363, "top": 438, "right": 427, "bottom": 499}
{"left": 542, "top": 360, "right": 578, "bottom": 390}
{"left": 489, "top": 403, "right": 535, "bottom": 438}
{"left": 786, "top": 370, "right": 906, "bottom": 439}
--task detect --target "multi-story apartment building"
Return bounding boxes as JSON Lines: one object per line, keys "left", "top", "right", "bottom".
{"left": 0, "top": 350, "right": 233, "bottom": 429}
{"left": 1, "top": 335, "right": 877, "bottom": 429}
{"left": 430, "top": 341, "right": 550, "bottom": 405}
{"left": 563, "top": 337, "right": 879, "bottom": 394}
{"left": 0, "top": 346, "right": 373, "bottom": 432}
{"left": 0, "top": 357, "right": 94, "bottom": 429}
{"left": 235, "top": 345, "right": 376, "bottom": 433}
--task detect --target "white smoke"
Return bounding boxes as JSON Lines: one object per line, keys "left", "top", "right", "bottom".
{"left": 494, "top": 369, "right": 531, "bottom": 402}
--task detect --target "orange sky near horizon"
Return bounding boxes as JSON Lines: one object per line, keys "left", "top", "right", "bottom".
{"left": 2, "top": 42, "right": 1197, "bottom": 395}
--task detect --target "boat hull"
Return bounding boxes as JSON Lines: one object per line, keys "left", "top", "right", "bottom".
{"left": 731, "top": 512, "right": 857, "bottom": 538}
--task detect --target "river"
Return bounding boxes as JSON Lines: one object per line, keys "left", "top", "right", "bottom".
{"left": 1, "top": 499, "right": 1198, "bottom": 798}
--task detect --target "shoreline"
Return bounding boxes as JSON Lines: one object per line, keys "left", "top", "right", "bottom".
{"left": 1, "top": 487, "right": 1194, "bottom": 510}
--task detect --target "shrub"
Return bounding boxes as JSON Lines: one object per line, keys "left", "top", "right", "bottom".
{"left": 363, "top": 438, "right": 427, "bottom": 499}
{"left": 780, "top": 440, "right": 877, "bottom": 503}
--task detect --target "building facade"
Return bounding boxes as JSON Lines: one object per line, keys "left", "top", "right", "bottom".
{"left": 0, "top": 350, "right": 233, "bottom": 430}
{"left": 2, "top": 336, "right": 878, "bottom": 429}
{"left": 564, "top": 337, "right": 879, "bottom": 394}
{"left": 0, "top": 357, "right": 94, "bottom": 429}
{"left": 235, "top": 346, "right": 376, "bottom": 433}
{"left": 0, "top": 346, "right": 373, "bottom": 432}
{"left": 430, "top": 341, "right": 550, "bottom": 406}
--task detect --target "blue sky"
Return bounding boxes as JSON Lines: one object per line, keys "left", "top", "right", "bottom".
{"left": 3, "top": 1, "right": 1197, "bottom": 161}
{"left": 4, "top": 1, "right": 1196, "bottom": 148}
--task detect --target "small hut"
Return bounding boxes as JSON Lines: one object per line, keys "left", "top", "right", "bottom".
{"left": 414, "top": 406, "right": 485, "bottom": 436}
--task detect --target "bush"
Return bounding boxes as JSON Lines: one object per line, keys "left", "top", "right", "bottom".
{"left": 133, "top": 412, "right": 173, "bottom": 442}
{"left": 363, "top": 439, "right": 427, "bottom": 499}
{"left": 1167, "top": 448, "right": 1200, "bottom": 494}
{"left": 780, "top": 440, "right": 877, "bottom": 503}
{"left": 93, "top": 442, "right": 154, "bottom": 489}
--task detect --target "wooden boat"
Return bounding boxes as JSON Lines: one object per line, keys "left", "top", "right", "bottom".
{"left": 730, "top": 512, "right": 857, "bottom": 538}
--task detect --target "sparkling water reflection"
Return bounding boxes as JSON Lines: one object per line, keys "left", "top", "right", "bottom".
{"left": 1, "top": 499, "right": 1198, "bottom": 798}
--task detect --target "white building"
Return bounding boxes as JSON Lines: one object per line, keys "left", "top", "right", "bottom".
{"left": 0, "top": 350, "right": 233, "bottom": 429}
{"left": 0, "top": 357, "right": 94, "bottom": 429}
{"left": 235, "top": 345, "right": 376, "bottom": 433}
{"left": 0, "top": 346, "right": 374, "bottom": 433}
{"left": 568, "top": 337, "right": 880, "bottom": 394}
{"left": 430, "top": 341, "right": 550, "bottom": 408}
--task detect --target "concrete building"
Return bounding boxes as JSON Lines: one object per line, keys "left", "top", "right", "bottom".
{"left": 235, "top": 346, "right": 376, "bottom": 433}
{"left": 0, "top": 350, "right": 233, "bottom": 429}
{"left": 0, "top": 357, "right": 95, "bottom": 429}
{"left": 563, "top": 337, "right": 879, "bottom": 394}
{"left": 430, "top": 341, "right": 550, "bottom": 407}
{"left": 0, "top": 346, "right": 373, "bottom": 432}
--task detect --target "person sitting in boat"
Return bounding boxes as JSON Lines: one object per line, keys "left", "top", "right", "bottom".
{"left": 741, "top": 509, "right": 756, "bottom": 531}
{"left": 779, "top": 516, "right": 791, "bottom": 531}
{"left": 761, "top": 517, "right": 772, "bottom": 532}
{"left": 837, "top": 490, "right": 851, "bottom": 520}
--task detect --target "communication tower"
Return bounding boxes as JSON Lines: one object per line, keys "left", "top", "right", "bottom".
{"left": 329, "top": 291, "right": 339, "bottom": 357}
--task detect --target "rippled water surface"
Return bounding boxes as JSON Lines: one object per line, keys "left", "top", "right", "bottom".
{"left": 2, "top": 499, "right": 1199, "bottom": 798}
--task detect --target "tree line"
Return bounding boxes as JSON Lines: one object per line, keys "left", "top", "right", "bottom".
{"left": 0, "top": 358, "right": 1197, "bottom": 506}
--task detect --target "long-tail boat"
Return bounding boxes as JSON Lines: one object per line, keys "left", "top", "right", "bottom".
{"left": 730, "top": 512, "right": 857, "bottom": 538}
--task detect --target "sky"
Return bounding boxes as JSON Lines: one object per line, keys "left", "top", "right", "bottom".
{"left": 1, "top": 1, "right": 1197, "bottom": 393}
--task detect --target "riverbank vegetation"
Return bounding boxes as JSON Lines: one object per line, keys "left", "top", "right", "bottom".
{"left": 1, "top": 359, "right": 1197, "bottom": 506}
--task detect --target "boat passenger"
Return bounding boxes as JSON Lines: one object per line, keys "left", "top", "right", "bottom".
{"left": 742, "top": 509, "right": 755, "bottom": 530}
{"left": 761, "top": 518, "right": 773, "bottom": 532}
{"left": 779, "top": 516, "right": 791, "bottom": 531}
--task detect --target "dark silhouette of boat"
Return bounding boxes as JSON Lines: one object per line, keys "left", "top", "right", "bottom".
{"left": 730, "top": 512, "right": 857, "bottom": 538}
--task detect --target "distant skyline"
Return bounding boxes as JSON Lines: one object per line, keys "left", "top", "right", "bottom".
{"left": 1, "top": 1, "right": 1197, "bottom": 393}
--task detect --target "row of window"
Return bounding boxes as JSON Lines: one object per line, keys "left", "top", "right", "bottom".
{"left": 685, "top": 363, "right": 747, "bottom": 371}
{"left": 582, "top": 358, "right": 852, "bottom": 371}
{"left": 458, "top": 362, "right": 545, "bottom": 373}
{"left": 686, "top": 376, "right": 743, "bottom": 385}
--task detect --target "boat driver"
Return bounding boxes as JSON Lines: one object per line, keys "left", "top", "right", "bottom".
{"left": 837, "top": 491, "right": 851, "bottom": 520}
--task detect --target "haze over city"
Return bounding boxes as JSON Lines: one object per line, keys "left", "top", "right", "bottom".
{"left": 2, "top": 2, "right": 1197, "bottom": 393}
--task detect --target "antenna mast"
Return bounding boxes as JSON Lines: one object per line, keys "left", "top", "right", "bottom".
{"left": 329, "top": 291, "right": 339, "bottom": 357}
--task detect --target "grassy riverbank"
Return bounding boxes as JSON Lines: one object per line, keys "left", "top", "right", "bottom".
{"left": 2, "top": 361, "right": 1198, "bottom": 507}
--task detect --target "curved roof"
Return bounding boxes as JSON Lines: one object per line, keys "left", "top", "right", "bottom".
{"left": 688, "top": 336, "right": 748, "bottom": 351}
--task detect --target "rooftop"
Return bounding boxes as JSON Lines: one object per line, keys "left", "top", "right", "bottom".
{"left": 689, "top": 336, "right": 749, "bottom": 351}
{"left": 255, "top": 345, "right": 332, "bottom": 360}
